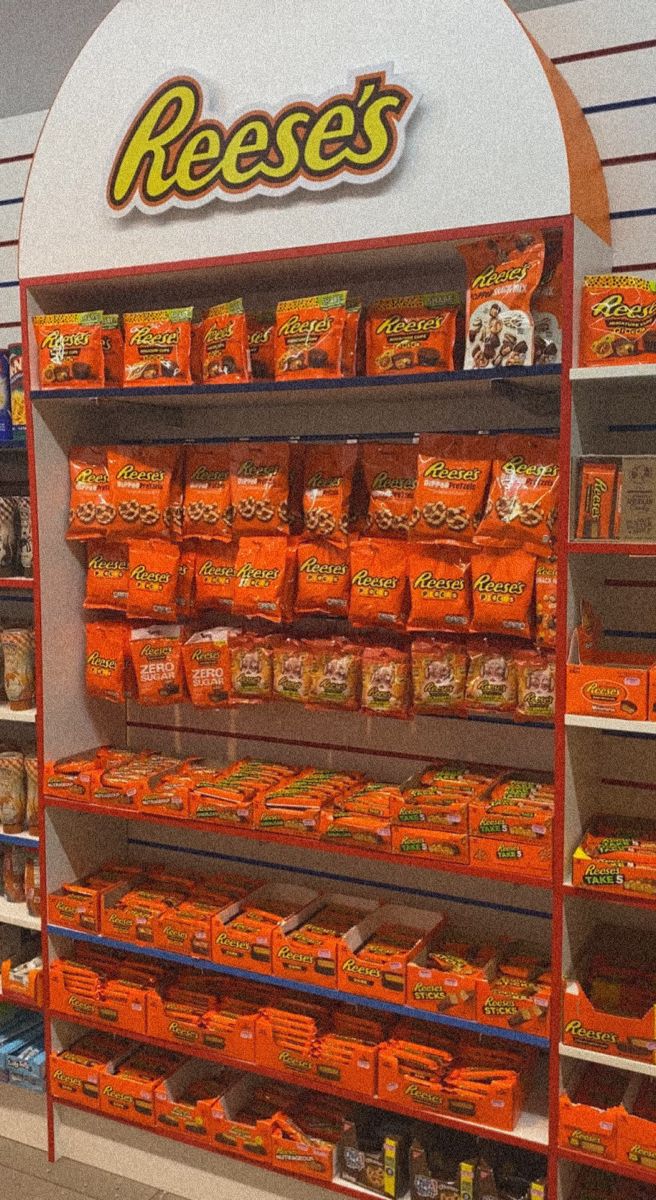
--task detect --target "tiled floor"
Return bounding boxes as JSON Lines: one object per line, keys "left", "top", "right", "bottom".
{"left": 0, "top": 1137, "right": 185, "bottom": 1200}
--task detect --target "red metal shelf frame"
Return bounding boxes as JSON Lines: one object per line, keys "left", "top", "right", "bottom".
{"left": 0, "top": 577, "right": 34, "bottom": 590}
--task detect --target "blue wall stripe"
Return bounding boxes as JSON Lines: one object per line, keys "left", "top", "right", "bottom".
{"left": 610, "top": 206, "right": 656, "bottom": 220}
{"left": 583, "top": 96, "right": 656, "bottom": 115}
{"left": 0, "top": 196, "right": 22, "bottom": 207}
{"left": 0, "top": 281, "right": 18, "bottom": 289}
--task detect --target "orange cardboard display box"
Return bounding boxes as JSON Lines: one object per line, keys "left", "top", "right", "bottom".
{"left": 154, "top": 873, "right": 253, "bottom": 959}
{"left": 407, "top": 935, "right": 496, "bottom": 1022}
{"left": 567, "top": 601, "right": 656, "bottom": 722}
{"left": 43, "top": 746, "right": 135, "bottom": 804}
{"left": 272, "top": 896, "right": 379, "bottom": 990}
{"left": 616, "top": 1077, "right": 656, "bottom": 1176}
{"left": 563, "top": 938, "right": 656, "bottom": 1065}
{"left": 48, "top": 868, "right": 138, "bottom": 934}
{"left": 390, "top": 826, "right": 469, "bottom": 864}
{"left": 204, "top": 1075, "right": 295, "bottom": 1163}
{"left": 338, "top": 904, "right": 445, "bottom": 1003}
{"left": 99, "top": 1046, "right": 185, "bottom": 1128}
{"left": 475, "top": 941, "right": 551, "bottom": 1037}
{"left": 572, "top": 816, "right": 656, "bottom": 899}
{"left": 271, "top": 1095, "right": 344, "bottom": 1183}
{"left": 1, "top": 953, "right": 43, "bottom": 1006}
{"left": 390, "top": 789, "right": 469, "bottom": 833}
{"left": 49, "top": 956, "right": 152, "bottom": 1035}
{"left": 154, "top": 1059, "right": 236, "bottom": 1146}
{"left": 101, "top": 879, "right": 193, "bottom": 947}
{"left": 470, "top": 836, "right": 552, "bottom": 877}
{"left": 50, "top": 1033, "right": 134, "bottom": 1111}
{"left": 201, "top": 992, "right": 263, "bottom": 1064}
{"left": 558, "top": 1063, "right": 626, "bottom": 1162}
{"left": 211, "top": 884, "right": 319, "bottom": 975}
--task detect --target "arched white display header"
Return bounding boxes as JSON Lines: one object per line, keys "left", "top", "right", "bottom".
{"left": 19, "top": 0, "right": 609, "bottom": 280}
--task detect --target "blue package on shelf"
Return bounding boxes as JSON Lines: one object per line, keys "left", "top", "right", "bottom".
{"left": 8, "top": 1033, "right": 45, "bottom": 1091}
{"left": 0, "top": 352, "right": 12, "bottom": 444}
{"left": 0, "top": 1016, "right": 42, "bottom": 1082}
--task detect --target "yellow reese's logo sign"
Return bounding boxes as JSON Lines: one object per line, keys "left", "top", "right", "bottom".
{"left": 107, "top": 71, "right": 417, "bottom": 214}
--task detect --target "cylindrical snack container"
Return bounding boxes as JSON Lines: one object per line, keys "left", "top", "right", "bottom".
{"left": 8, "top": 344, "right": 25, "bottom": 431}
{"left": 0, "top": 751, "right": 25, "bottom": 832}
{"left": 0, "top": 497, "right": 16, "bottom": 576}
{"left": 3, "top": 846, "right": 26, "bottom": 902}
{"left": 1, "top": 628, "right": 35, "bottom": 709}
{"left": 24, "top": 755, "right": 38, "bottom": 835}
{"left": 14, "top": 496, "right": 33, "bottom": 575}
{"left": 25, "top": 855, "right": 40, "bottom": 918}
{"left": 0, "top": 351, "right": 12, "bottom": 443}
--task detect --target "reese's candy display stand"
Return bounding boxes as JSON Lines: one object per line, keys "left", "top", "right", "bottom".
{"left": 34, "top": 311, "right": 104, "bottom": 389}
{"left": 366, "top": 293, "right": 459, "bottom": 375}
{"left": 123, "top": 308, "right": 193, "bottom": 385}
{"left": 460, "top": 233, "right": 545, "bottom": 369}
{"left": 274, "top": 292, "right": 347, "bottom": 379}
{"left": 580, "top": 275, "right": 656, "bottom": 366}
{"left": 201, "top": 299, "right": 251, "bottom": 383}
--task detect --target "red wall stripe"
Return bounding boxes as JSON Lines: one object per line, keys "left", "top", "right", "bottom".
{"left": 553, "top": 38, "right": 656, "bottom": 64}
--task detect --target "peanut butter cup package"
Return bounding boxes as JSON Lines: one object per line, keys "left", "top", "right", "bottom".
{"left": 366, "top": 293, "right": 458, "bottom": 375}
{"left": 123, "top": 308, "right": 192, "bottom": 386}
{"left": 248, "top": 317, "right": 275, "bottom": 380}
{"left": 580, "top": 275, "right": 656, "bottom": 366}
{"left": 34, "top": 311, "right": 104, "bottom": 390}
{"left": 202, "top": 299, "right": 251, "bottom": 383}
{"left": 275, "top": 292, "right": 347, "bottom": 380}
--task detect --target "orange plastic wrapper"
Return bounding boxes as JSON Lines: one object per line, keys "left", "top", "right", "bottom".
{"left": 202, "top": 299, "right": 251, "bottom": 383}
{"left": 303, "top": 442, "right": 358, "bottom": 539}
{"left": 101, "top": 315, "right": 124, "bottom": 386}
{"left": 407, "top": 545, "right": 471, "bottom": 634}
{"left": 123, "top": 308, "right": 192, "bottom": 386}
{"left": 295, "top": 538, "right": 349, "bottom": 617}
{"left": 349, "top": 538, "right": 407, "bottom": 631}
{"left": 516, "top": 650, "right": 556, "bottom": 722}
{"left": 85, "top": 621, "right": 128, "bottom": 704}
{"left": 84, "top": 542, "right": 129, "bottom": 612}
{"left": 108, "top": 444, "right": 179, "bottom": 540}
{"left": 194, "top": 540, "right": 236, "bottom": 613}
{"left": 310, "top": 639, "right": 361, "bottom": 710}
{"left": 127, "top": 539, "right": 180, "bottom": 622}
{"left": 67, "top": 447, "right": 115, "bottom": 540}
{"left": 231, "top": 442, "right": 290, "bottom": 536}
{"left": 475, "top": 435, "right": 559, "bottom": 555}
{"left": 273, "top": 639, "right": 314, "bottom": 704}
{"left": 129, "top": 625, "right": 185, "bottom": 705}
{"left": 576, "top": 461, "right": 616, "bottom": 540}
{"left": 361, "top": 646, "right": 410, "bottom": 718}
{"left": 532, "top": 240, "right": 562, "bottom": 365}
{"left": 176, "top": 546, "right": 196, "bottom": 618}
{"left": 366, "top": 293, "right": 459, "bottom": 375}
{"left": 411, "top": 639, "right": 468, "bottom": 715}
{"left": 471, "top": 549, "right": 536, "bottom": 639}
{"left": 580, "top": 275, "right": 656, "bottom": 367}
{"left": 460, "top": 233, "right": 545, "bottom": 369}
{"left": 535, "top": 559, "right": 557, "bottom": 649}
{"left": 341, "top": 304, "right": 361, "bottom": 376}
{"left": 465, "top": 641, "right": 518, "bottom": 714}
{"left": 182, "top": 629, "right": 231, "bottom": 707}
{"left": 190, "top": 322, "right": 203, "bottom": 383}
{"left": 33, "top": 311, "right": 104, "bottom": 390}
{"left": 275, "top": 292, "right": 347, "bottom": 380}
{"left": 413, "top": 435, "right": 491, "bottom": 545}
{"left": 182, "top": 445, "right": 232, "bottom": 541}
{"left": 363, "top": 442, "right": 417, "bottom": 537}
{"left": 248, "top": 317, "right": 275, "bottom": 380}
{"left": 232, "top": 536, "right": 295, "bottom": 623}
{"left": 230, "top": 634, "right": 273, "bottom": 702}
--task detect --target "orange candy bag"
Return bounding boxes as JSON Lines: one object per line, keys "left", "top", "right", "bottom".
{"left": 470, "top": 549, "right": 536, "bottom": 639}
{"left": 230, "top": 442, "right": 290, "bottom": 536}
{"left": 362, "top": 646, "right": 410, "bottom": 718}
{"left": 349, "top": 538, "right": 407, "bottom": 630}
{"left": 516, "top": 650, "right": 556, "bottom": 722}
{"left": 295, "top": 538, "right": 350, "bottom": 617}
{"left": 101, "top": 315, "right": 124, "bottom": 386}
{"left": 123, "top": 308, "right": 192, "bottom": 386}
{"left": 194, "top": 541, "right": 236, "bottom": 613}
{"left": 248, "top": 317, "right": 275, "bottom": 380}
{"left": 232, "top": 536, "right": 294, "bottom": 623}
{"left": 535, "top": 559, "right": 557, "bottom": 649}
{"left": 230, "top": 634, "right": 273, "bottom": 702}
{"left": 310, "top": 639, "right": 361, "bottom": 710}
{"left": 182, "top": 629, "right": 231, "bottom": 707}
{"left": 460, "top": 234, "right": 545, "bottom": 369}
{"left": 341, "top": 303, "right": 361, "bottom": 376}
{"left": 465, "top": 640, "right": 518, "bottom": 714}
{"left": 182, "top": 445, "right": 232, "bottom": 541}
{"left": 363, "top": 442, "right": 417, "bottom": 537}
{"left": 202, "top": 299, "right": 251, "bottom": 384}
{"left": 176, "top": 546, "right": 196, "bottom": 618}
{"left": 273, "top": 639, "right": 314, "bottom": 704}
{"left": 84, "top": 543, "right": 129, "bottom": 612}
{"left": 108, "top": 444, "right": 179, "bottom": 540}
{"left": 127, "top": 539, "right": 180, "bottom": 622}
{"left": 33, "top": 311, "right": 104, "bottom": 390}
{"left": 275, "top": 292, "right": 347, "bottom": 380}
{"left": 129, "top": 625, "right": 185, "bottom": 705}
{"left": 411, "top": 639, "right": 468, "bottom": 715}
{"left": 475, "top": 435, "right": 559, "bottom": 555}
{"left": 67, "top": 447, "right": 115, "bottom": 540}
{"left": 366, "top": 293, "right": 459, "bottom": 375}
{"left": 85, "top": 621, "right": 128, "bottom": 703}
{"left": 303, "top": 442, "right": 358, "bottom": 538}
{"left": 580, "top": 275, "right": 656, "bottom": 367}
{"left": 413, "top": 435, "right": 491, "bottom": 544}
{"left": 406, "top": 545, "right": 471, "bottom": 633}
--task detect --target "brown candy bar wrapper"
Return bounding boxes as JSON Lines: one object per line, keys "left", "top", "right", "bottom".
{"left": 576, "top": 462, "right": 616, "bottom": 540}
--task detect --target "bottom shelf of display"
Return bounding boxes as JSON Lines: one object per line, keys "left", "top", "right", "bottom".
{"left": 0, "top": 1080, "right": 47, "bottom": 1150}
{"left": 559, "top": 1144, "right": 656, "bottom": 1187}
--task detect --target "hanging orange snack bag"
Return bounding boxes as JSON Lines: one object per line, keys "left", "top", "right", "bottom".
{"left": 123, "top": 307, "right": 192, "bottom": 386}
{"left": 407, "top": 545, "right": 471, "bottom": 633}
{"left": 190, "top": 321, "right": 203, "bottom": 383}
{"left": 465, "top": 640, "right": 517, "bottom": 714}
{"left": 101, "top": 315, "right": 124, "bottom": 386}
{"left": 535, "top": 559, "right": 557, "bottom": 649}
{"left": 85, "top": 621, "right": 128, "bottom": 704}
{"left": 230, "top": 441, "right": 290, "bottom": 536}
{"left": 182, "top": 629, "right": 231, "bottom": 707}
{"left": 470, "top": 549, "right": 536, "bottom": 639}
{"left": 342, "top": 303, "right": 361, "bottom": 376}
{"left": 230, "top": 634, "right": 273, "bottom": 702}
{"left": 460, "top": 233, "right": 545, "bottom": 369}
{"left": 248, "top": 317, "right": 275, "bottom": 380}
{"left": 202, "top": 299, "right": 251, "bottom": 384}
{"left": 233, "top": 536, "right": 294, "bottom": 623}
{"left": 411, "top": 639, "right": 468, "bottom": 715}
{"left": 363, "top": 442, "right": 417, "bottom": 537}
{"left": 295, "top": 538, "right": 349, "bottom": 617}
{"left": 67, "top": 446, "right": 115, "bottom": 540}
{"left": 273, "top": 639, "right": 314, "bottom": 704}
{"left": 275, "top": 292, "right": 347, "bottom": 380}
{"left": 303, "top": 442, "right": 358, "bottom": 538}
{"left": 475, "top": 435, "right": 559, "bottom": 555}
{"left": 33, "top": 311, "right": 104, "bottom": 390}
{"left": 84, "top": 543, "right": 129, "bottom": 612}
{"left": 413, "top": 435, "right": 491, "bottom": 545}
{"left": 366, "top": 293, "right": 459, "bottom": 375}
{"left": 362, "top": 646, "right": 410, "bottom": 718}
{"left": 532, "top": 241, "right": 562, "bottom": 365}
{"left": 349, "top": 538, "right": 407, "bottom": 630}
{"left": 183, "top": 445, "right": 232, "bottom": 541}
{"left": 194, "top": 541, "right": 236, "bottom": 613}
{"left": 129, "top": 625, "right": 185, "bottom": 705}
{"left": 127, "top": 540, "right": 180, "bottom": 622}
{"left": 175, "top": 546, "right": 196, "bottom": 618}
{"left": 516, "top": 650, "right": 556, "bottom": 722}
{"left": 107, "top": 444, "right": 178, "bottom": 539}
{"left": 580, "top": 276, "right": 656, "bottom": 367}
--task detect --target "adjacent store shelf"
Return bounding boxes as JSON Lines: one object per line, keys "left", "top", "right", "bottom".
{"left": 0, "top": 705, "right": 36, "bottom": 725}
{"left": 0, "top": 1081, "right": 47, "bottom": 1151}
{"left": 571, "top": 364, "right": 656, "bottom": 385}
{"left": 563, "top": 877, "right": 656, "bottom": 911}
{"left": 564, "top": 714, "right": 656, "bottom": 735}
{"left": 0, "top": 577, "right": 34, "bottom": 590}
{"left": 568, "top": 541, "right": 656, "bottom": 557}
{"left": 559, "top": 1144, "right": 656, "bottom": 1187}
{"left": 0, "top": 992, "right": 41, "bottom": 1012}
{"left": 0, "top": 897, "right": 41, "bottom": 930}
{"left": 559, "top": 1042, "right": 656, "bottom": 1078}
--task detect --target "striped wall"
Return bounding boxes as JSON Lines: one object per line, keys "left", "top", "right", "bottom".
{"left": 0, "top": 0, "right": 653, "bottom": 338}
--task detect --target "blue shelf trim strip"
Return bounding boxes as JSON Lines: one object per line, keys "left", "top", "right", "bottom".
{"left": 0, "top": 832, "right": 38, "bottom": 848}
{"left": 583, "top": 95, "right": 656, "bottom": 115}
{"left": 47, "top": 925, "right": 549, "bottom": 1049}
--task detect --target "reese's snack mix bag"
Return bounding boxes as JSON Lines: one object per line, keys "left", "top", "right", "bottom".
{"left": 101, "top": 314, "right": 124, "bottom": 386}
{"left": 275, "top": 292, "right": 347, "bottom": 379}
{"left": 248, "top": 317, "right": 275, "bottom": 380}
{"left": 67, "top": 447, "right": 115, "bottom": 540}
{"left": 535, "top": 559, "right": 557, "bottom": 649}
{"left": 85, "top": 621, "right": 128, "bottom": 703}
{"left": 230, "top": 442, "right": 290, "bottom": 535}
{"left": 303, "top": 442, "right": 358, "bottom": 538}
{"left": 580, "top": 276, "right": 656, "bottom": 366}
{"left": 176, "top": 546, "right": 196, "bottom": 618}
{"left": 413, "top": 435, "right": 491, "bottom": 544}
{"left": 194, "top": 541, "right": 236, "bottom": 612}
{"left": 349, "top": 538, "right": 407, "bottom": 630}
{"left": 475, "top": 435, "right": 559, "bottom": 555}
{"left": 84, "top": 542, "right": 129, "bottom": 612}
{"left": 182, "top": 629, "right": 231, "bottom": 707}
{"left": 407, "top": 545, "right": 471, "bottom": 633}
{"left": 123, "top": 308, "right": 192, "bottom": 385}
{"left": 366, "top": 293, "right": 459, "bottom": 375}
{"left": 108, "top": 444, "right": 179, "bottom": 539}
{"left": 182, "top": 445, "right": 232, "bottom": 541}
{"left": 310, "top": 639, "right": 361, "bottom": 710}
{"left": 470, "top": 548, "right": 536, "bottom": 639}
{"left": 341, "top": 303, "right": 361, "bottom": 376}
{"left": 127, "top": 539, "right": 180, "bottom": 622}
{"left": 362, "top": 646, "right": 410, "bottom": 718}
{"left": 273, "top": 638, "right": 314, "bottom": 704}
{"left": 130, "top": 625, "right": 185, "bottom": 705}
{"left": 411, "top": 639, "right": 468, "bottom": 715}
{"left": 465, "top": 640, "right": 517, "bottom": 714}
{"left": 230, "top": 634, "right": 273, "bottom": 702}
{"left": 295, "top": 538, "right": 349, "bottom": 617}
{"left": 202, "top": 299, "right": 251, "bottom": 383}
{"left": 232, "top": 536, "right": 294, "bottom": 623}
{"left": 460, "top": 233, "right": 545, "bottom": 369}
{"left": 516, "top": 650, "right": 556, "bottom": 722}
{"left": 34, "top": 311, "right": 104, "bottom": 389}
{"left": 363, "top": 442, "right": 417, "bottom": 537}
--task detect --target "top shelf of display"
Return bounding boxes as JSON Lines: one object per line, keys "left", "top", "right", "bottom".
{"left": 571, "top": 363, "right": 656, "bottom": 385}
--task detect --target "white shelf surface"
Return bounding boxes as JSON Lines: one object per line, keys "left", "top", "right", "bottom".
{"left": 571, "top": 364, "right": 656, "bottom": 384}
{"left": 560, "top": 1042, "right": 656, "bottom": 1077}
{"left": 0, "top": 1081, "right": 47, "bottom": 1150}
{"left": 0, "top": 897, "right": 40, "bottom": 930}
{"left": 0, "top": 704, "right": 36, "bottom": 724}
{"left": 565, "top": 713, "right": 656, "bottom": 735}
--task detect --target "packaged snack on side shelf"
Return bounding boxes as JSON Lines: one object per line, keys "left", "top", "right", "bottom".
{"left": 362, "top": 442, "right": 417, "bottom": 537}
{"left": 413, "top": 435, "right": 491, "bottom": 545}
{"left": 122, "top": 308, "right": 193, "bottom": 386}
{"left": 580, "top": 275, "right": 656, "bottom": 367}
{"left": 7, "top": 1032, "right": 45, "bottom": 1092}
{"left": 154, "top": 1061, "right": 236, "bottom": 1144}
{"left": 0, "top": 1011, "right": 42, "bottom": 1085}
{"left": 202, "top": 299, "right": 250, "bottom": 383}
{"left": 1, "top": 941, "right": 43, "bottom": 1006}
{"left": 563, "top": 927, "right": 656, "bottom": 1064}
{"left": 461, "top": 234, "right": 545, "bottom": 369}
{"left": 535, "top": 560, "right": 557, "bottom": 648}
{"left": 410, "top": 639, "right": 468, "bottom": 715}
{"left": 407, "top": 933, "right": 496, "bottom": 1021}
{"left": 365, "top": 293, "right": 459, "bottom": 376}
{"left": 212, "top": 884, "right": 320, "bottom": 974}
{"left": 338, "top": 904, "right": 444, "bottom": 1003}
{"left": 576, "top": 460, "right": 617, "bottom": 541}
{"left": 475, "top": 435, "right": 559, "bottom": 556}
{"left": 275, "top": 292, "right": 348, "bottom": 380}
{"left": 567, "top": 600, "right": 656, "bottom": 722}
{"left": 475, "top": 940, "right": 551, "bottom": 1036}
{"left": 50, "top": 1032, "right": 135, "bottom": 1110}
{"left": 182, "top": 445, "right": 232, "bottom": 541}
{"left": 572, "top": 815, "right": 656, "bottom": 898}
{"left": 99, "top": 1046, "right": 185, "bottom": 1127}
{"left": 84, "top": 543, "right": 129, "bottom": 612}
{"left": 558, "top": 1063, "right": 626, "bottom": 1161}
{"left": 247, "top": 317, "right": 275, "bottom": 380}
{"left": 230, "top": 441, "right": 290, "bottom": 536}
{"left": 616, "top": 1074, "right": 656, "bottom": 1175}
{"left": 338, "top": 1106, "right": 410, "bottom": 1197}
{"left": 67, "top": 447, "right": 114, "bottom": 540}
{"left": 8, "top": 344, "right": 24, "bottom": 431}
{"left": 101, "top": 314, "right": 123, "bottom": 386}
{"left": 33, "top": 311, "right": 104, "bottom": 389}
